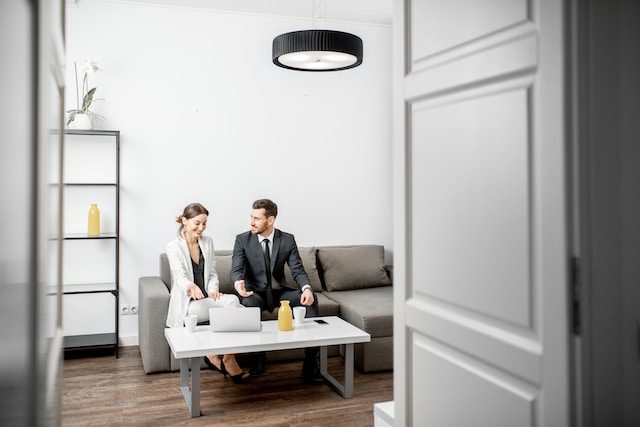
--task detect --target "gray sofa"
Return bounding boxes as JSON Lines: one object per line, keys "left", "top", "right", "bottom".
{"left": 138, "top": 244, "right": 393, "bottom": 374}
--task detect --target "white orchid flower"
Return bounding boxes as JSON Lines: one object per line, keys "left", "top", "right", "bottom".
{"left": 66, "top": 58, "right": 105, "bottom": 127}
{"left": 81, "top": 58, "right": 101, "bottom": 75}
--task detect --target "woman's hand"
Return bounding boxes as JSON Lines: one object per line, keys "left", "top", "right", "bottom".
{"left": 188, "top": 284, "right": 204, "bottom": 300}
{"left": 208, "top": 291, "right": 224, "bottom": 301}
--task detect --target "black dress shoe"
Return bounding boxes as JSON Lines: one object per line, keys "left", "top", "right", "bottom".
{"left": 249, "top": 352, "right": 267, "bottom": 376}
{"left": 302, "top": 356, "right": 322, "bottom": 382}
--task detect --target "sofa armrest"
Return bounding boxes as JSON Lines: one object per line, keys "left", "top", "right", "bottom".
{"left": 138, "top": 276, "right": 171, "bottom": 373}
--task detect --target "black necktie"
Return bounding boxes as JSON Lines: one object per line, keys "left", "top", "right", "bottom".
{"left": 263, "top": 239, "right": 274, "bottom": 311}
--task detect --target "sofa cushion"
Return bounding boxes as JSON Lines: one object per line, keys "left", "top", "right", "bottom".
{"left": 317, "top": 245, "right": 391, "bottom": 291}
{"left": 260, "top": 292, "right": 340, "bottom": 320}
{"left": 323, "top": 287, "right": 393, "bottom": 338}
{"left": 284, "top": 246, "right": 323, "bottom": 292}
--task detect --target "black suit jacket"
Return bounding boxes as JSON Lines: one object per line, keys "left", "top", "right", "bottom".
{"left": 230, "top": 229, "right": 310, "bottom": 292}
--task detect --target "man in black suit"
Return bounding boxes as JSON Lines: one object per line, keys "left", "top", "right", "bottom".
{"left": 231, "top": 199, "right": 320, "bottom": 380}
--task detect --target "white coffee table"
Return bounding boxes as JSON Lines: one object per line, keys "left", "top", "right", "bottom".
{"left": 164, "top": 316, "right": 371, "bottom": 417}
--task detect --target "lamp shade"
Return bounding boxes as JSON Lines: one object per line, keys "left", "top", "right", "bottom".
{"left": 272, "top": 29, "right": 363, "bottom": 72}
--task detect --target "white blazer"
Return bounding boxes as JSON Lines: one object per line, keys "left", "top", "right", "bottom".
{"left": 165, "top": 234, "right": 219, "bottom": 328}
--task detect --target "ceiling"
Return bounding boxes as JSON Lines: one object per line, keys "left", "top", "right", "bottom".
{"left": 127, "top": 0, "right": 393, "bottom": 26}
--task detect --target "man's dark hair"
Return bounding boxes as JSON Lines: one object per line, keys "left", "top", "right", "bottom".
{"left": 252, "top": 199, "right": 278, "bottom": 218}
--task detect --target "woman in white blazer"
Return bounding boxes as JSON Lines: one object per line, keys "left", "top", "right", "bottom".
{"left": 165, "top": 202, "right": 251, "bottom": 383}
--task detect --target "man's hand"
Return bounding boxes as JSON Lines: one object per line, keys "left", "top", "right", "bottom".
{"left": 300, "top": 288, "right": 314, "bottom": 306}
{"left": 234, "top": 280, "right": 254, "bottom": 297}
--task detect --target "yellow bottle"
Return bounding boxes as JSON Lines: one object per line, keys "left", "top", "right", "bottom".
{"left": 88, "top": 203, "right": 100, "bottom": 236}
{"left": 278, "top": 300, "right": 293, "bottom": 331}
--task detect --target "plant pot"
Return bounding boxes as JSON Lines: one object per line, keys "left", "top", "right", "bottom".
{"left": 68, "top": 113, "right": 93, "bottom": 130}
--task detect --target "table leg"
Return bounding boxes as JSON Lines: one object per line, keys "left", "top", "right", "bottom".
{"left": 319, "top": 344, "right": 355, "bottom": 398}
{"left": 179, "top": 357, "right": 201, "bottom": 417}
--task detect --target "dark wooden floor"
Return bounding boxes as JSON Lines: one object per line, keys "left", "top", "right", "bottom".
{"left": 62, "top": 346, "right": 393, "bottom": 426}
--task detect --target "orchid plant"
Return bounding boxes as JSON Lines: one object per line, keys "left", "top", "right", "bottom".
{"left": 66, "top": 59, "right": 105, "bottom": 126}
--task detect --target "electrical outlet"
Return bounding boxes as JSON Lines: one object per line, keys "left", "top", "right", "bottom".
{"left": 121, "top": 304, "right": 131, "bottom": 315}
{"left": 130, "top": 304, "right": 138, "bottom": 315}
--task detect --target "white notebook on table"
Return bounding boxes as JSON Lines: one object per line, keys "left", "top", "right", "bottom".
{"left": 209, "top": 307, "right": 261, "bottom": 332}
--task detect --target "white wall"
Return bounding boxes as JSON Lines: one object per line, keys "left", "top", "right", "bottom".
{"left": 65, "top": 0, "right": 392, "bottom": 344}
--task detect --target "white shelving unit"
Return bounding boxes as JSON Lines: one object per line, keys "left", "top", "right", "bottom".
{"left": 62, "top": 129, "right": 120, "bottom": 356}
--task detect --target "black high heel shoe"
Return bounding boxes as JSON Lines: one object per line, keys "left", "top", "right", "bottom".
{"left": 203, "top": 356, "right": 225, "bottom": 377}
{"left": 220, "top": 358, "right": 251, "bottom": 384}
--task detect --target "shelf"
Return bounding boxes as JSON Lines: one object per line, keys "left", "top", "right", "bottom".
{"left": 47, "top": 283, "right": 118, "bottom": 295}
{"left": 50, "top": 182, "right": 117, "bottom": 187}
{"left": 62, "top": 129, "right": 120, "bottom": 357}
{"left": 64, "top": 232, "right": 117, "bottom": 240}
{"left": 63, "top": 283, "right": 118, "bottom": 294}
{"left": 64, "top": 333, "right": 117, "bottom": 350}
{"left": 64, "top": 182, "right": 117, "bottom": 186}
{"left": 63, "top": 129, "right": 120, "bottom": 136}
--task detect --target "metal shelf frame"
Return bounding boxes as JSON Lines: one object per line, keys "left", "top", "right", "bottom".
{"left": 63, "top": 129, "right": 120, "bottom": 357}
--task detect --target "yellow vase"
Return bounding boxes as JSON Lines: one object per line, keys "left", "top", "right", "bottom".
{"left": 88, "top": 203, "right": 100, "bottom": 236}
{"left": 278, "top": 300, "right": 293, "bottom": 331}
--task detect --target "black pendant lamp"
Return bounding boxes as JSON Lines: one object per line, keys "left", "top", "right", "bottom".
{"left": 272, "top": 29, "right": 363, "bottom": 72}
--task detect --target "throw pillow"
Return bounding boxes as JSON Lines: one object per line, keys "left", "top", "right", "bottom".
{"left": 284, "top": 246, "right": 323, "bottom": 292}
{"left": 317, "top": 245, "right": 391, "bottom": 291}
{"left": 214, "top": 254, "right": 234, "bottom": 294}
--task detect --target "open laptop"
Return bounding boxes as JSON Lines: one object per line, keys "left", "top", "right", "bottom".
{"left": 209, "top": 307, "right": 262, "bottom": 332}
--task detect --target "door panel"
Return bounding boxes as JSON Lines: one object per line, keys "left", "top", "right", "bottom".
{"left": 414, "top": 334, "right": 537, "bottom": 426}
{"left": 412, "top": 0, "right": 529, "bottom": 62}
{"left": 412, "top": 88, "right": 531, "bottom": 327}
{"left": 394, "top": 0, "right": 569, "bottom": 425}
